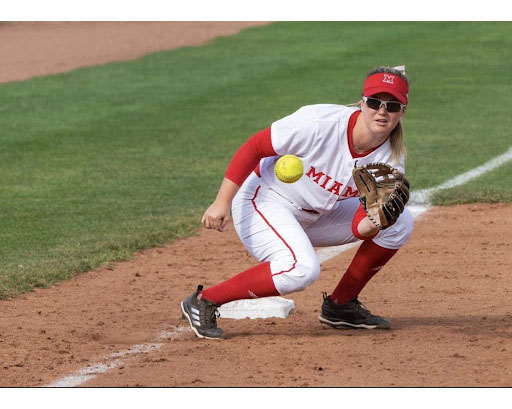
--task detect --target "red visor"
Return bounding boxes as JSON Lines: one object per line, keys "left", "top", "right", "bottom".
{"left": 362, "top": 72, "right": 409, "bottom": 105}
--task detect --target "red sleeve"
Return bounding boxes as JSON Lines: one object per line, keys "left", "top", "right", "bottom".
{"left": 352, "top": 204, "right": 378, "bottom": 240}
{"left": 224, "top": 127, "right": 277, "bottom": 186}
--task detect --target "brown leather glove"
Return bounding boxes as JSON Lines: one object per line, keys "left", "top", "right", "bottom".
{"left": 352, "top": 162, "right": 410, "bottom": 230}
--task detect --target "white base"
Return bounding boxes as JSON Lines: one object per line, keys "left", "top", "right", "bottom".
{"left": 218, "top": 296, "right": 295, "bottom": 320}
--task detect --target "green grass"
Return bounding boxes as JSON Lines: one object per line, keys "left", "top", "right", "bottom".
{"left": 1, "top": 22, "right": 511, "bottom": 298}
{"left": 432, "top": 160, "right": 512, "bottom": 205}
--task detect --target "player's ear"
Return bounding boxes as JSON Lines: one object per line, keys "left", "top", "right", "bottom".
{"left": 400, "top": 107, "right": 407, "bottom": 118}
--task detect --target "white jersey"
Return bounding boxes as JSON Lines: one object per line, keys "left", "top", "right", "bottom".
{"left": 258, "top": 104, "right": 404, "bottom": 215}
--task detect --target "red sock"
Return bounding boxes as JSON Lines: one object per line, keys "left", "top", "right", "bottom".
{"left": 199, "top": 261, "right": 280, "bottom": 306}
{"left": 330, "top": 240, "right": 398, "bottom": 305}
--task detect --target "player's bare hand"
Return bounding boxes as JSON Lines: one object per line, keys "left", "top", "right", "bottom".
{"left": 201, "top": 200, "right": 231, "bottom": 232}
{"left": 357, "top": 216, "right": 380, "bottom": 238}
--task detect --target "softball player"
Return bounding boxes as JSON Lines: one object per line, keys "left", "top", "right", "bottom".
{"left": 181, "top": 66, "right": 414, "bottom": 339}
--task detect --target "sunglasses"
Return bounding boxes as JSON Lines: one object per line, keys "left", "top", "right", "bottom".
{"left": 362, "top": 96, "right": 406, "bottom": 113}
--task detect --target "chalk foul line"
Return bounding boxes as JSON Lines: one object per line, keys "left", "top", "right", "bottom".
{"left": 408, "top": 146, "right": 512, "bottom": 206}
{"left": 46, "top": 327, "right": 192, "bottom": 387}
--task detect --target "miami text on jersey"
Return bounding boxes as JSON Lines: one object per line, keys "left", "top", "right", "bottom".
{"left": 306, "top": 166, "right": 358, "bottom": 198}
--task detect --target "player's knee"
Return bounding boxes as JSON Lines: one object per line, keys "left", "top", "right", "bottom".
{"left": 294, "top": 258, "right": 321, "bottom": 291}
{"left": 375, "top": 208, "right": 414, "bottom": 249}
{"left": 272, "top": 256, "right": 320, "bottom": 294}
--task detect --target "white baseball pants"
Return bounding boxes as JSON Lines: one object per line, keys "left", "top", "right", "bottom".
{"left": 231, "top": 173, "right": 414, "bottom": 295}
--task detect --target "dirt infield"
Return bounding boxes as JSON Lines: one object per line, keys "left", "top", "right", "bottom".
{"left": 1, "top": 22, "right": 511, "bottom": 387}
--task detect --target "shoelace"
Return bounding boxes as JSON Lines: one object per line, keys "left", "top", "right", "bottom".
{"left": 201, "top": 301, "right": 220, "bottom": 329}
{"left": 324, "top": 293, "right": 372, "bottom": 317}
{"left": 195, "top": 284, "right": 220, "bottom": 328}
{"left": 351, "top": 298, "right": 371, "bottom": 317}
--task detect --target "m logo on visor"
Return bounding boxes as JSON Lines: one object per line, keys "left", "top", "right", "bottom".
{"left": 382, "top": 75, "right": 395, "bottom": 84}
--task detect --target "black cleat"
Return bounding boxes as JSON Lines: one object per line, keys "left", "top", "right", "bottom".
{"left": 318, "top": 293, "right": 391, "bottom": 329}
{"left": 181, "top": 285, "right": 225, "bottom": 339}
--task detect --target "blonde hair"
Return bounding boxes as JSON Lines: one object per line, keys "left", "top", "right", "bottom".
{"left": 360, "top": 66, "right": 409, "bottom": 163}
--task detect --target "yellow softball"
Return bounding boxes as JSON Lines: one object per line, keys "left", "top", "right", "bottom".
{"left": 274, "top": 155, "right": 304, "bottom": 184}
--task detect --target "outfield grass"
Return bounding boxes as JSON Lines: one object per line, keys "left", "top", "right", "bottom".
{"left": 1, "top": 22, "right": 511, "bottom": 298}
